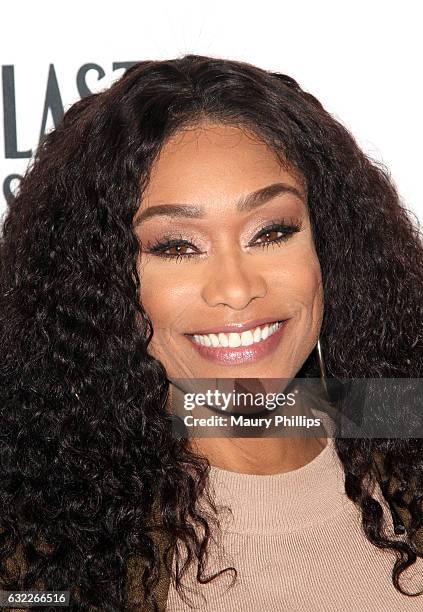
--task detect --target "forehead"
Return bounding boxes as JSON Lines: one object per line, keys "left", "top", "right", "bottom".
{"left": 141, "top": 123, "right": 304, "bottom": 210}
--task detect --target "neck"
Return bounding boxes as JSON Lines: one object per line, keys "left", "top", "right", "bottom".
{"left": 187, "top": 435, "right": 328, "bottom": 475}
{"left": 168, "top": 380, "right": 329, "bottom": 475}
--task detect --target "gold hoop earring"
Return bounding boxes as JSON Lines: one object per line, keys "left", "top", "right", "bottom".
{"left": 166, "top": 381, "right": 173, "bottom": 412}
{"left": 316, "top": 337, "right": 328, "bottom": 399}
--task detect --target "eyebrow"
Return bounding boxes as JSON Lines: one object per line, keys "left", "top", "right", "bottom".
{"left": 133, "top": 182, "right": 305, "bottom": 226}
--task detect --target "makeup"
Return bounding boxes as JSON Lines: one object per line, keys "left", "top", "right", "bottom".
{"left": 185, "top": 319, "right": 287, "bottom": 365}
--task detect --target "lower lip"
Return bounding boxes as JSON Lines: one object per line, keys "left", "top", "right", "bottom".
{"left": 185, "top": 321, "right": 287, "bottom": 365}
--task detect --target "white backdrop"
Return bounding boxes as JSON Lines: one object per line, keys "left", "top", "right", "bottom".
{"left": 1, "top": 0, "right": 422, "bottom": 226}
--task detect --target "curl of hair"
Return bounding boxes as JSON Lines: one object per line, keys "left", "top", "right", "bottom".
{"left": 1, "top": 54, "right": 422, "bottom": 610}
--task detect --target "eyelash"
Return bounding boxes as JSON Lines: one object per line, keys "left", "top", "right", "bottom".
{"left": 143, "top": 218, "right": 302, "bottom": 263}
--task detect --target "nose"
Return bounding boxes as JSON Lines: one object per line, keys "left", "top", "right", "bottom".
{"left": 201, "top": 250, "right": 267, "bottom": 310}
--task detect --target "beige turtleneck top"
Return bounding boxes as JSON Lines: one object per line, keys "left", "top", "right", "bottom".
{"left": 166, "top": 413, "right": 423, "bottom": 611}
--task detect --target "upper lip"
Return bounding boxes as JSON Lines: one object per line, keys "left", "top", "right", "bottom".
{"left": 186, "top": 316, "right": 286, "bottom": 336}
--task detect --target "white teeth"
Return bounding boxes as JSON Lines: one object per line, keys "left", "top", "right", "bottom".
{"left": 218, "top": 332, "right": 229, "bottom": 347}
{"left": 228, "top": 333, "right": 241, "bottom": 348}
{"left": 241, "top": 330, "right": 254, "bottom": 346}
{"left": 209, "top": 333, "right": 220, "bottom": 347}
{"left": 191, "top": 321, "right": 282, "bottom": 348}
{"left": 253, "top": 327, "right": 261, "bottom": 342}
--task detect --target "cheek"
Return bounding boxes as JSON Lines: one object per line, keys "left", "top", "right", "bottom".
{"left": 138, "top": 260, "right": 194, "bottom": 335}
{"left": 137, "top": 259, "right": 167, "bottom": 329}
{"left": 269, "top": 252, "right": 323, "bottom": 309}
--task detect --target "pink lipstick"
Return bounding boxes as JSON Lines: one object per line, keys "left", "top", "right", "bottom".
{"left": 185, "top": 319, "right": 288, "bottom": 365}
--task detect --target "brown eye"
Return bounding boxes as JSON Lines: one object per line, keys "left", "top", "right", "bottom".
{"left": 250, "top": 220, "right": 302, "bottom": 251}
{"left": 164, "top": 244, "right": 191, "bottom": 256}
{"left": 255, "top": 229, "right": 282, "bottom": 244}
{"left": 145, "top": 236, "right": 200, "bottom": 262}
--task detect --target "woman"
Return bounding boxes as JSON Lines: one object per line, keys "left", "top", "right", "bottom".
{"left": 0, "top": 54, "right": 422, "bottom": 611}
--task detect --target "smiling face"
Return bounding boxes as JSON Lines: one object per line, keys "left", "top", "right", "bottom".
{"left": 133, "top": 122, "right": 324, "bottom": 380}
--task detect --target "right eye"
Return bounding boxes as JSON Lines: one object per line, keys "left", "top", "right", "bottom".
{"left": 143, "top": 235, "right": 202, "bottom": 262}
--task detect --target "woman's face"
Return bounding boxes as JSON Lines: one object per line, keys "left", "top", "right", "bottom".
{"left": 134, "top": 122, "right": 324, "bottom": 380}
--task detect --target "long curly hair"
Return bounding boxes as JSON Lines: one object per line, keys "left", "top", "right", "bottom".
{"left": 1, "top": 54, "right": 422, "bottom": 611}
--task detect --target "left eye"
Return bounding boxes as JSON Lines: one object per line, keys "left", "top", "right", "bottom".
{"left": 253, "top": 228, "right": 284, "bottom": 244}
{"left": 250, "top": 221, "right": 301, "bottom": 248}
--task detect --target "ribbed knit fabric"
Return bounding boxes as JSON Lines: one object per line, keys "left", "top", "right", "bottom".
{"left": 166, "top": 411, "right": 423, "bottom": 611}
